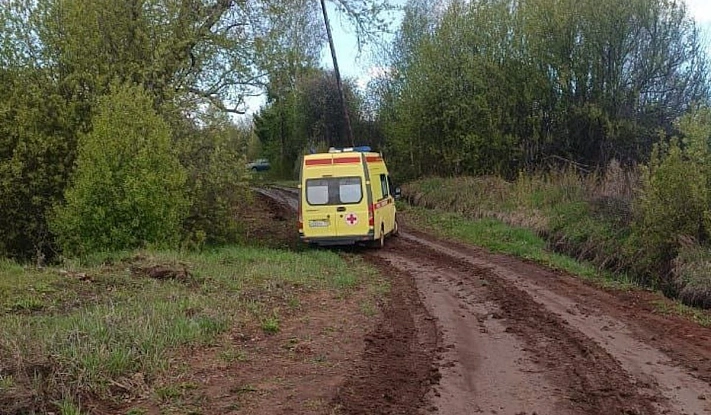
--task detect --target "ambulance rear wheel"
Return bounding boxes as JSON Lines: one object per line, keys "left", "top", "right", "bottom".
{"left": 393, "top": 218, "right": 400, "bottom": 237}
{"left": 372, "top": 226, "right": 385, "bottom": 249}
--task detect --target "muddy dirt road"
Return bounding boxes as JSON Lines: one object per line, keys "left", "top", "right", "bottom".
{"left": 263, "top": 187, "right": 711, "bottom": 415}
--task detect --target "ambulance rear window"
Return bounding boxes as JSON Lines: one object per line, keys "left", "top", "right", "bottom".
{"left": 306, "top": 177, "right": 363, "bottom": 205}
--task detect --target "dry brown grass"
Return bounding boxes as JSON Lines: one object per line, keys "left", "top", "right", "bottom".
{"left": 402, "top": 162, "right": 637, "bottom": 280}
{"left": 673, "top": 242, "right": 711, "bottom": 309}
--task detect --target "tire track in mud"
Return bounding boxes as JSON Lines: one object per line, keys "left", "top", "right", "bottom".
{"left": 375, "top": 236, "right": 660, "bottom": 415}
{"left": 333, "top": 254, "right": 440, "bottom": 414}
{"left": 396, "top": 231, "right": 711, "bottom": 415}
{"left": 256, "top": 187, "right": 442, "bottom": 414}
{"left": 377, "top": 251, "right": 574, "bottom": 414}
{"left": 258, "top": 188, "right": 711, "bottom": 414}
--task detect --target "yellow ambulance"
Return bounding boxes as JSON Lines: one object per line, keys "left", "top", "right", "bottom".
{"left": 298, "top": 146, "right": 400, "bottom": 248}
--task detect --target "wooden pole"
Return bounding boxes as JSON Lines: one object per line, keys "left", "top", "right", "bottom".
{"left": 319, "top": 0, "right": 355, "bottom": 147}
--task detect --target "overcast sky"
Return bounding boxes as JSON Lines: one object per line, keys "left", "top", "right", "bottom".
{"left": 329, "top": 0, "right": 711, "bottom": 87}
{"left": 687, "top": 0, "right": 711, "bottom": 23}
{"left": 241, "top": 0, "right": 711, "bottom": 117}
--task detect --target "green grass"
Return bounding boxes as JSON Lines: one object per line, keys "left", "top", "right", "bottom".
{"left": 57, "top": 398, "right": 84, "bottom": 415}
{"left": 261, "top": 315, "right": 281, "bottom": 334}
{"left": 652, "top": 299, "right": 711, "bottom": 327}
{"left": 0, "top": 245, "right": 380, "bottom": 413}
{"left": 401, "top": 173, "right": 641, "bottom": 287}
{"left": 0, "top": 374, "right": 14, "bottom": 390}
{"left": 402, "top": 204, "right": 634, "bottom": 290}
{"left": 155, "top": 384, "right": 183, "bottom": 401}
{"left": 218, "top": 347, "right": 249, "bottom": 363}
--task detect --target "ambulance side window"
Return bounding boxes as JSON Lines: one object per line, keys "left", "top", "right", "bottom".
{"left": 379, "top": 174, "right": 389, "bottom": 200}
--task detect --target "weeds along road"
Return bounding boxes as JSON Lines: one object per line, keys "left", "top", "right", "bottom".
{"left": 262, "top": 186, "right": 711, "bottom": 415}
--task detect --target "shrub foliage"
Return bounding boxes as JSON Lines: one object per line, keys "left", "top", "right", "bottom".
{"left": 51, "top": 84, "right": 188, "bottom": 256}
{"left": 630, "top": 107, "right": 711, "bottom": 294}
{"left": 176, "top": 112, "right": 252, "bottom": 247}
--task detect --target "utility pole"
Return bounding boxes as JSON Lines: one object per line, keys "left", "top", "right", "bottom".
{"left": 319, "top": 0, "right": 355, "bottom": 147}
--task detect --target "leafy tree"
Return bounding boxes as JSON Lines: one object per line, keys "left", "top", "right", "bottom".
{"left": 254, "top": 68, "right": 378, "bottom": 178}
{"left": 0, "top": 69, "right": 80, "bottom": 261}
{"left": 0, "top": 0, "right": 397, "bottom": 260}
{"left": 376, "top": 0, "right": 709, "bottom": 178}
{"left": 176, "top": 111, "right": 252, "bottom": 247}
{"left": 51, "top": 84, "right": 187, "bottom": 256}
{"left": 380, "top": 1, "right": 531, "bottom": 178}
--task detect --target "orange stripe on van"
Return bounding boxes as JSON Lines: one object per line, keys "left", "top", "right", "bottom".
{"left": 333, "top": 157, "right": 361, "bottom": 164}
{"left": 366, "top": 156, "right": 382, "bottom": 163}
{"left": 372, "top": 199, "right": 391, "bottom": 210}
{"left": 305, "top": 158, "right": 332, "bottom": 166}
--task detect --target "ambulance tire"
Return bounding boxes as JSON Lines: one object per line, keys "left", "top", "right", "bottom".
{"left": 372, "top": 225, "right": 385, "bottom": 249}
{"left": 392, "top": 217, "right": 400, "bottom": 237}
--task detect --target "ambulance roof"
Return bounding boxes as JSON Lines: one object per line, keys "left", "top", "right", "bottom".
{"left": 327, "top": 146, "right": 371, "bottom": 153}
{"left": 304, "top": 146, "right": 381, "bottom": 159}
{"left": 302, "top": 148, "right": 385, "bottom": 168}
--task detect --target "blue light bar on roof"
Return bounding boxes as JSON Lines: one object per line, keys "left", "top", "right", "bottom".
{"left": 327, "top": 145, "right": 372, "bottom": 153}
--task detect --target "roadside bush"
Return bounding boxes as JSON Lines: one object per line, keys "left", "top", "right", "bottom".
{"left": 629, "top": 108, "right": 711, "bottom": 292}
{"left": 402, "top": 166, "right": 631, "bottom": 279}
{"left": 0, "top": 74, "right": 80, "bottom": 262}
{"left": 628, "top": 139, "right": 708, "bottom": 290}
{"left": 175, "top": 112, "right": 252, "bottom": 248}
{"left": 51, "top": 84, "right": 188, "bottom": 257}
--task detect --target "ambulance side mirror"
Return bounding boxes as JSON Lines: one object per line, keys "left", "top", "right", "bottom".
{"left": 394, "top": 187, "right": 402, "bottom": 200}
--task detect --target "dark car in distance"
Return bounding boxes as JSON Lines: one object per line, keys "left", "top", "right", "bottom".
{"left": 246, "top": 159, "right": 270, "bottom": 172}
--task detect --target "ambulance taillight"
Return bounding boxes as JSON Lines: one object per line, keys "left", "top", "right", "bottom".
{"left": 298, "top": 203, "right": 303, "bottom": 231}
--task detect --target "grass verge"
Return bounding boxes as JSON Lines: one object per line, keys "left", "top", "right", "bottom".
{"left": 402, "top": 172, "right": 636, "bottom": 284}
{"left": 400, "top": 203, "right": 634, "bottom": 290}
{"left": 0, "top": 242, "right": 382, "bottom": 414}
{"left": 401, "top": 170, "right": 711, "bottom": 318}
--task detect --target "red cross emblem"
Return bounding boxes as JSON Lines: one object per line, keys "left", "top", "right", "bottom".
{"left": 345, "top": 213, "right": 358, "bottom": 225}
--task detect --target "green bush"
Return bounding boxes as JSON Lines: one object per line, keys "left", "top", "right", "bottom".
{"left": 0, "top": 74, "right": 81, "bottom": 261}
{"left": 175, "top": 112, "right": 252, "bottom": 247}
{"left": 628, "top": 108, "right": 711, "bottom": 292}
{"left": 51, "top": 84, "right": 188, "bottom": 256}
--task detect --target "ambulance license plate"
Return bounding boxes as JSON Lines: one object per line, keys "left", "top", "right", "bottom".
{"left": 309, "top": 220, "right": 329, "bottom": 228}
